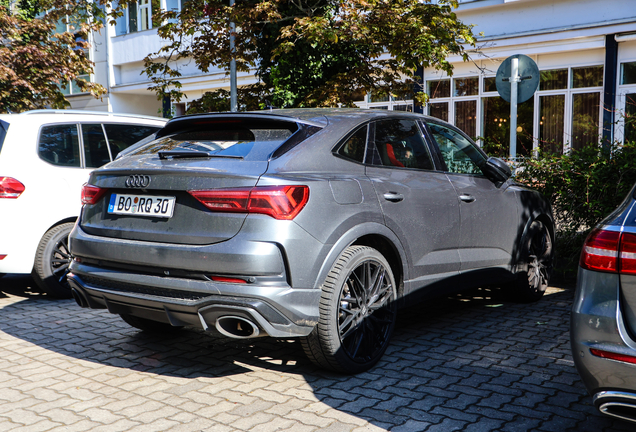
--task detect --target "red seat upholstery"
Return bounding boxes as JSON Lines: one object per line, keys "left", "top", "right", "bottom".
{"left": 385, "top": 144, "right": 404, "bottom": 167}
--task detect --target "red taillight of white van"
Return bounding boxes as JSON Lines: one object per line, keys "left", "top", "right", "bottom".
{"left": 0, "top": 177, "right": 25, "bottom": 198}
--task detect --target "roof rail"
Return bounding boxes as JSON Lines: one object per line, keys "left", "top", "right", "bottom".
{"left": 20, "top": 109, "right": 165, "bottom": 121}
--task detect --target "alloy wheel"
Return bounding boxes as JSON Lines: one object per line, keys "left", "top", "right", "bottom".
{"left": 338, "top": 259, "right": 396, "bottom": 364}
{"left": 50, "top": 235, "right": 72, "bottom": 287}
{"left": 527, "top": 224, "right": 552, "bottom": 292}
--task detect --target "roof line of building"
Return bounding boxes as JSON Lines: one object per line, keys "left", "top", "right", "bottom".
{"left": 477, "top": 17, "right": 636, "bottom": 42}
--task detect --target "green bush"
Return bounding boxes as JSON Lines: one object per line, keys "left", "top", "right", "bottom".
{"left": 515, "top": 142, "right": 636, "bottom": 280}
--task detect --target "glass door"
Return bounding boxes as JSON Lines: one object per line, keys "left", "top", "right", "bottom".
{"left": 617, "top": 89, "right": 636, "bottom": 144}
{"left": 538, "top": 94, "right": 565, "bottom": 154}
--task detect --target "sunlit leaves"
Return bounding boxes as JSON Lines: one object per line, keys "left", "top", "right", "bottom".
{"left": 143, "top": 0, "right": 475, "bottom": 109}
{"left": 0, "top": 0, "right": 107, "bottom": 112}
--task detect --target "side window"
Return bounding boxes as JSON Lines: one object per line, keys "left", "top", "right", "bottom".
{"left": 373, "top": 119, "right": 434, "bottom": 170}
{"left": 337, "top": 125, "right": 367, "bottom": 163}
{"left": 82, "top": 124, "right": 111, "bottom": 168}
{"left": 428, "top": 122, "right": 485, "bottom": 175}
{"left": 38, "top": 124, "right": 81, "bottom": 167}
{"left": 103, "top": 124, "right": 161, "bottom": 159}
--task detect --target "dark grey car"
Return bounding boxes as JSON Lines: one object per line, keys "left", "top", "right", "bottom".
{"left": 67, "top": 109, "right": 553, "bottom": 373}
{"left": 572, "top": 183, "right": 636, "bottom": 423}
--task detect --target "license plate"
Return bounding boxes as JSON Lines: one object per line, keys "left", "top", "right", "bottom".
{"left": 108, "top": 193, "right": 176, "bottom": 218}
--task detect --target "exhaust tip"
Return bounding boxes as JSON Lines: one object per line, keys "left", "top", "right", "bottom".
{"left": 71, "top": 288, "right": 88, "bottom": 308}
{"left": 599, "top": 402, "right": 636, "bottom": 423}
{"left": 215, "top": 316, "right": 260, "bottom": 339}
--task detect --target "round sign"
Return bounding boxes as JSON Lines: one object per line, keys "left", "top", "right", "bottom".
{"left": 495, "top": 54, "right": 540, "bottom": 103}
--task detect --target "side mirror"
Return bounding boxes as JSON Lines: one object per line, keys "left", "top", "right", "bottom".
{"left": 483, "top": 157, "right": 511, "bottom": 183}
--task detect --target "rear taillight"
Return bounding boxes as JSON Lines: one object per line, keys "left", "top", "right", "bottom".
{"left": 580, "top": 229, "right": 620, "bottom": 272}
{"left": 190, "top": 189, "right": 251, "bottom": 212}
{"left": 0, "top": 177, "right": 25, "bottom": 198}
{"left": 620, "top": 232, "right": 636, "bottom": 275}
{"left": 580, "top": 228, "right": 636, "bottom": 275}
{"left": 189, "top": 185, "right": 309, "bottom": 220}
{"left": 248, "top": 186, "right": 309, "bottom": 220}
{"left": 81, "top": 184, "right": 107, "bottom": 205}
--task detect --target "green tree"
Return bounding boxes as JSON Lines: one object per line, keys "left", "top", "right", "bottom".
{"left": 143, "top": 0, "right": 477, "bottom": 111}
{"left": 0, "top": 0, "right": 107, "bottom": 112}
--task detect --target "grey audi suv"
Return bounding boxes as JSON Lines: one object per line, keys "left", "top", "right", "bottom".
{"left": 572, "top": 182, "right": 636, "bottom": 423}
{"left": 67, "top": 109, "right": 553, "bottom": 373}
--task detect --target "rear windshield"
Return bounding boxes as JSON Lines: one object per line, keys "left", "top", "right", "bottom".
{"left": 126, "top": 117, "right": 320, "bottom": 161}
{"left": 130, "top": 121, "right": 298, "bottom": 161}
{"left": 0, "top": 120, "right": 8, "bottom": 155}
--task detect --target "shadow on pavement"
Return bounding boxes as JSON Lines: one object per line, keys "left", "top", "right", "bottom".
{"left": 0, "top": 274, "right": 47, "bottom": 299}
{"left": 0, "top": 277, "right": 632, "bottom": 431}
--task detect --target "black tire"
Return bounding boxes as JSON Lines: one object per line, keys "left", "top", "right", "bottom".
{"left": 32, "top": 222, "right": 75, "bottom": 299}
{"left": 512, "top": 220, "right": 553, "bottom": 302}
{"left": 301, "top": 246, "right": 397, "bottom": 374}
{"left": 120, "top": 314, "right": 183, "bottom": 333}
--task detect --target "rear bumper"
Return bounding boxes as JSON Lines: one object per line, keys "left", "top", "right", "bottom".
{"left": 571, "top": 267, "right": 636, "bottom": 423}
{"left": 67, "top": 216, "right": 330, "bottom": 337}
{"left": 67, "top": 265, "right": 320, "bottom": 338}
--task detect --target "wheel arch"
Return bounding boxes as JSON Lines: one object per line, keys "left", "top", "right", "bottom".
{"left": 351, "top": 235, "right": 405, "bottom": 298}
{"left": 313, "top": 222, "right": 409, "bottom": 298}
{"left": 28, "top": 216, "right": 78, "bottom": 270}
{"left": 42, "top": 217, "right": 77, "bottom": 238}
{"left": 535, "top": 213, "right": 555, "bottom": 244}
{"left": 513, "top": 211, "right": 554, "bottom": 269}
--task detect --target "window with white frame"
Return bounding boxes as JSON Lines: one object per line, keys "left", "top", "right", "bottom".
{"left": 618, "top": 61, "right": 636, "bottom": 144}
{"left": 354, "top": 90, "right": 414, "bottom": 112}
{"left": 55, "top": 16, "right": 91, "bottom": 95}
{"left": 426, "top": 76, "right": 480, "bottom": 143}
{"left": 114, "top": 0, "right": 163, "bottom": 35}
{"left": 481, "top": 76, "right": 535, "bottom": 157}
{"left": 570, "top": 65, "right": 604, "bottom": 151}
{"left": 424, "top": 64, "right": 604, "bottom": 156}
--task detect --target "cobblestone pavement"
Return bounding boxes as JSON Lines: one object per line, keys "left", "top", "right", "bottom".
{"left": 0, "top": 274, "right": 633, "bottom": 432}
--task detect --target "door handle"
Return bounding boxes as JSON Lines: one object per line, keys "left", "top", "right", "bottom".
{"left": 383, "top": 192, "right": 404, "bottom": 202}
{"left": 459, "top": 194, "right": 475, "bottom": 203}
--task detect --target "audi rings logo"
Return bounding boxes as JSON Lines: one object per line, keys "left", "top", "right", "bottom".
{"left": 125, "top": 175, "right": 151, "bottom": 188}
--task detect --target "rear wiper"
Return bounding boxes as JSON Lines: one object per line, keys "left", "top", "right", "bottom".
{"left": 158, "top": 150, "right": 243, "bottom": 160}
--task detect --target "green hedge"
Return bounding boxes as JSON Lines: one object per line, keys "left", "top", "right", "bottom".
{"left": 515, "top": 142, "right": 636, "bottom": 280}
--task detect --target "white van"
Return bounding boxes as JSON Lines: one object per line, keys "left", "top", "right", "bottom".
{"left": 0, "top": 110, "right": 166, "bottom": 297}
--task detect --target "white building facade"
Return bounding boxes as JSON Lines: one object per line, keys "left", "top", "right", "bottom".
{"left": 66, "top": 0, "right": 258, "bottom": 117}
{"left": 69, "top": 0, "right": 636, "bottom": 154}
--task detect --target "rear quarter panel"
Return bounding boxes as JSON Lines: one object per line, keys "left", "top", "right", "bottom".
{"left": 263, "top": 121, "right": 408, "bottom": 292}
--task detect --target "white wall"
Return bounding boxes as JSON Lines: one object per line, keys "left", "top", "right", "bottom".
{"left": 111, "top": 29, "right": 167, "bottom": 66}
{"left": 458, "top": 0, "right": 635, "bottom": 39}
{"left": 109, "top": 93, "right": 163, "bottom": 117}
{"left": 68, "top": 94, "right": 110, "bottom": 112}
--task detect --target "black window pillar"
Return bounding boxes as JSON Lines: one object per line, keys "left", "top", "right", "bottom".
{"left": 603, "top": 34, "right": 618, "bottom": 150}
